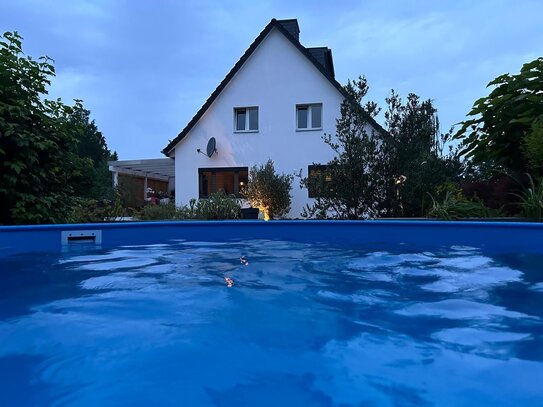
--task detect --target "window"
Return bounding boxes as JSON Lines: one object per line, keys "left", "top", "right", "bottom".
{"left": 307, "top": 164, "right": 331, "bottom": 198}
{"left": 234, "top": 107, "right": 258, "bottom": 132}
{"left": 198, "top": 167, "right": 249, "bottom": 198}
{"left": 297, "top": 104, "right": 322, "bottom": 130}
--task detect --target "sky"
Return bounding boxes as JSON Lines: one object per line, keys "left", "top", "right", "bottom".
{"left": 1, "top": 0, "right": 542, "bottom": 159}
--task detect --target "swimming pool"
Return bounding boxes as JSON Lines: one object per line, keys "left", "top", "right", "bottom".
{"left": 0, "top": 221, "right": 542, "bottom": 406}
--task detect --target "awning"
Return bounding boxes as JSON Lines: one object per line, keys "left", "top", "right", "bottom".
{"left": 108, "top": 158, "right": 175, "bottom": 182}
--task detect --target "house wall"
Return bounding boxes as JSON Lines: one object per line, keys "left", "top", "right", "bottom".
{"left": 173, "top": 27, "right": 373, "bottom": 218}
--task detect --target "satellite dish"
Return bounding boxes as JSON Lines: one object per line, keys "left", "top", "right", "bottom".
{"left": 206, "top": 137, "right": 217, "bottom": 157}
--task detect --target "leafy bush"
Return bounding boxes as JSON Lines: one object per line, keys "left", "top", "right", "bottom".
{"left": 427, "top": 191, "right": 503, "bottom": 220}
{"left": 454, "top": 57, "right": 543, "bottom": 173}
{"left": 136, "top": 191, "right": 241, "bottom": 221}
{"left": 523, "top": 119, "right": 543, "bottom": 175}
{"left": 243, "top": 159, "right": 292, "bottom": 220}
{"left": 193, "top": 191, "right": 241, "bottom": 220}
{"left": 460, "top": 173, "right": 529, "bottom": 216}
{"left": 0, "top": 32, "right": 116, "bottom": 225}
{"left": 69, "top": 196, "right": 125, "bottom": 223}
{"left": 512, "top": 175, "right": 543, "bottom": 221}
{"left": 137, "top": 203, "right": 185, "bottom": 221}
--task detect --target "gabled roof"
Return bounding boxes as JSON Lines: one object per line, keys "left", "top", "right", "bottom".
{"left": 162, "top": 18, "right": 386, "bottom": 157}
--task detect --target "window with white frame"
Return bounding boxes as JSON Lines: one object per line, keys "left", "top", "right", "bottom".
{"left": 297, "top": 103, "right": 322, "bottom": 130}
{"left": 234, "top": 107, "right": 259, "bottom": 132}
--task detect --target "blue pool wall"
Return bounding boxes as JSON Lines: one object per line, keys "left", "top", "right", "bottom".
{"left": 0, "top": 220, "right": 542, "bottom": 255}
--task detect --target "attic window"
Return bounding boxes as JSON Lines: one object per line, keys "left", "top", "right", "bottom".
{"left": 234, "top": 107, "right": 258, "bottom": 132}
{"left": 297, "top": 104, "right": 322, "bottom": 130}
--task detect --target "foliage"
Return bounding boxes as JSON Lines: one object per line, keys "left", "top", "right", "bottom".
{"left": 137, "top": 202, "right": 186, "bottom": 221}
{"left": 382, "top": 91, "right": 463, "bottom": 217}
{"left": 427, "top": 191, "right": 503, "bottom": 220}
{"left": 300, "top": 77, "right": 462, "bottom": 219}
{"left": 243, "top": 159, "right": 292, "bottom": 220}
{"left": 460, "top": 173, "right": 529, "bottom": 216}
{"left": 0, "top": 31, "right": 116, "bottom": 224}
{"left": 522, "top": 119, "right": 543, "bottom": 175}
{"left": 67, "top": 104, "right": 117, "bottom": 200}
{"left": 136, "top": 191, "right": 241, "bottom": 221}
{"left": 69, "top": 194, "right": 125, "bottom": 223}
{"left": 301, "top": 77, "right": 387, "bottom": 219}
{"left": 454, "top": 57, "right": 543, "bottom": 174}
{"left": 0, "top": 32, "right": 80, "bottom": 224}
{"left": 512, "top": 175, "right": 543, "bottom": 221}
{"left": 193, "top": 190, "right": 241, "bottom": 220}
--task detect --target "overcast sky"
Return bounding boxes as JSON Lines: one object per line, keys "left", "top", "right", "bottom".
{"left": 1, "top": 0, "right": 542, "bottom": 159}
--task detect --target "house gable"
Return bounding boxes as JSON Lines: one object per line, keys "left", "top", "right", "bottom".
{"left": 162, "top": 18, "right": 384, "bottom": 157}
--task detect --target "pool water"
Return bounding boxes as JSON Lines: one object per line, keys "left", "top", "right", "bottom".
{"left": 1, "top": 239, "right": 542, "bottom": 406}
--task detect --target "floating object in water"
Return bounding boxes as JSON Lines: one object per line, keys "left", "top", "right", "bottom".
{"left": 224, "top": 277, "right": 234, "bottom": 288}
{"left": 240, "top": 256, "right": 249, "bottom": 266}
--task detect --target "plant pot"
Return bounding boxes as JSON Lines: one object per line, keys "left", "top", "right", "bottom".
{"left": 241, "top": 208, "right": 259, "bottom": 220}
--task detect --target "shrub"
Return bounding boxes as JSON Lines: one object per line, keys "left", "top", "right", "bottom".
{"left": 137, "top": 203, "right": 185, "bottom": 221}
{"left": 193, "top": 191, "right": 241, "bottom": 220}
{"left": 427, "top": 191, "right": 503, "bottom": 220}
{"left": 512, "top": 175, "right": 543, "bottom": 221}
{"left": 243, "top": 159, "right": 292, "bottom": 220}
{"left": 69, "top": 196, "right": 125, "bottom": 223}
{"left": 523, "top": 119, "right": 543, "bottom": 175}
{"left": 136, "top": 191, "right": 241, "bottom": 221}
{"left": 460, "top": 173, "right": 528, "bottom": 216}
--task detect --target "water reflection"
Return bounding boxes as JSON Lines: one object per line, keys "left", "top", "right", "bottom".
{"left": 0, "top": 240, "right": 542, "bottom": 405}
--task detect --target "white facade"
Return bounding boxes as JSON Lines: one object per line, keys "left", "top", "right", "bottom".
{"left": 169, "top": 23, "right": 376, "bottom": 218}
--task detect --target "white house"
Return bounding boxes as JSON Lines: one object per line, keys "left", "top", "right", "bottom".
{"left": 162, "top": 18, "right": 384, "bottom": 218}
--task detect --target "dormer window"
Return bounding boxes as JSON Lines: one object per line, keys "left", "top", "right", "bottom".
{"left": 234, "top": 107, "right": 259, "bottom": 132}
{"left": 297, "top": 103, "right": 322, "bottom": 131}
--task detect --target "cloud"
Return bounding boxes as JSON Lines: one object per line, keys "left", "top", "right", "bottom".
{"left": 1, "top": 0, "right": 542, "bottom": 158}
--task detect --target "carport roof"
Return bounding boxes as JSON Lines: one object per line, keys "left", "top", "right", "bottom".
{"left": 108, "top": 158, "right": 175, "bottom": 180}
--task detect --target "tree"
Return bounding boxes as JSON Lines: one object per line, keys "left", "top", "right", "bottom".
{"left": 0, "top": 32, "right": 81, "bottom": 224}
{"left": 383, "top": 92, "right": 461, "bottom": 216}
{"left": 454, "top": 57, "right": 543, "bottom": 174}
{"left": 301, "top": 77, "right": 387, "bottom": 219}
{"left": 0, "top": 31, "right": 115, "bottom": 224}
{"left": 243, "top": 159, "right": 292, "bottom": 220}
{"left": 67, "top": 104, "right": 117, "bottom": 199}
{"left": 522, "top": 118, "right": 543, "bottom": 175}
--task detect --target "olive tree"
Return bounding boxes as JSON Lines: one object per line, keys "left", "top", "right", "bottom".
{"left": 243, "top": 159, "right": 293, "bottom": 220}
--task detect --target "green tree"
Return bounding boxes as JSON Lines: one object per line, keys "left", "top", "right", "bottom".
{"left": 454, "top": 57, "right": 543, "bottom": 174}
{"left": 522, "top": 118, "right": 543, "bottom": 174}
{"left": 0, "top": 31, "right": 115, "bottom": 224}
{"left": 301, "top": 77, "right": 387, "bottom": 219}
{"left": 244, "top": 159, "right": 292, "bottom": 220}
{"left": 0, "top": 32, "right": 81, "bottom": 224}
{"left": 383, "top": 92, "right": 461, "bottom": 216}
{"left": 68, "top": 104, "right": 117, "bottom": 199}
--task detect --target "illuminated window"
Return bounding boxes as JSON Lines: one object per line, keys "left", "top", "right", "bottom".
{"left": 297, "top": 104, "right": 322, "bottom": 130}
{"left": 198, "top": 167, "right": 248, "bottom": 198}
{"left": 234, "top": 107, "right": 258, "bottom": 132}
{"left": 307, "top": 164, "right": 331, "bottom": 198}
